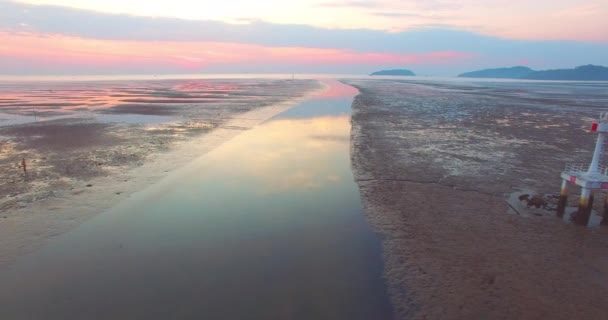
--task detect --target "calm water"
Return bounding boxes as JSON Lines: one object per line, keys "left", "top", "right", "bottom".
{"left": 0, "top": 80, "right": 392, "bottom": 319}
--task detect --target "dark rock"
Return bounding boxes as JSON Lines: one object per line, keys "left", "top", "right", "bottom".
{"left": 527, "top": 196, "right": 547, "bottom": 208}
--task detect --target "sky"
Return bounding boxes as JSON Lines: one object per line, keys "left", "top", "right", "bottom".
{"left": 1, "top": 0, "right": 608, "bottom": 76}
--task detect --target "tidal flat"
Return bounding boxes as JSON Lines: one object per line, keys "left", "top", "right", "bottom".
{"left": 0, "top": 80, "right": 393, "bottom": 320}
{"left": 0, "top": 78, "right": 321, "bottom": 266}
{"left": 346, "top": 78, "right": 608, "bottom": 319}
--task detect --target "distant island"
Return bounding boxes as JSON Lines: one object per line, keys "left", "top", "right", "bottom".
{"left": 458, "top": 65, "right": 608, "bottom": 81}
{"left": 370, "top": 69, "right": 416, "bottom": 76}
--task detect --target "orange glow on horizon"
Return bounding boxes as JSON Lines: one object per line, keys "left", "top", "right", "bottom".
{"left": 0, "top": 31, "right": 476, "bottom": 72}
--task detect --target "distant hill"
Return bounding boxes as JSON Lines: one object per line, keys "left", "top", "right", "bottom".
{"left": 458, "top": 66, "right": 533, "bottom": 79}
{"left": 370, "top": 69, "right": 415, "bottom": 76}
{"left": 458, "top": 65, "right": 608, "bottom": 81}
{"left": 522, "top": 65, "right": 608, "bottom": 81}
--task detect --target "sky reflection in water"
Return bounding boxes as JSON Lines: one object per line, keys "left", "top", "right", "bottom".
{"left": 0, "top": 80, "right": 392, "bottom": 319}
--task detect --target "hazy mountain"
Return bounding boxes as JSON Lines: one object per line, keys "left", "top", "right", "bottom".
{"left": 458, "top": 66, "right": 533, "bottom": 79}
{"left": 459, "top": 65, "right": 608, "bottom": 80}
{"left": 522, "top": 65, "right": 608, "bottom": 80}
{"left": 370, "top": 69, "right": 416, "bottom": 76}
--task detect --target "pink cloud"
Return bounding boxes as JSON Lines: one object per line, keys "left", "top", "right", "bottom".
{"left": 0, "top": 32, "right": 476, "bottom": 73}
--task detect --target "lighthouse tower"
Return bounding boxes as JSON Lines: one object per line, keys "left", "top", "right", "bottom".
{"left": 558, "top": 112, "right": 608, "bottom": 226}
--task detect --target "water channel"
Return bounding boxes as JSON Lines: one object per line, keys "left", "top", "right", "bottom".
{"left": 0, "top": 80, "right": 392, "bottom": 319}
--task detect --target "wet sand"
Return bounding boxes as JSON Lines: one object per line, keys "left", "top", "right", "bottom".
{"left": 346, "top": 79, "right": 608, "bottom": 319}
{"left": 0, "top": 79, "right": 321, "bottom": 267}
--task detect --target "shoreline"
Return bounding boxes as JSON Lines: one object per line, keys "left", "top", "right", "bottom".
{"left": 0, "top": 81, "right": 326, "bottom": 268}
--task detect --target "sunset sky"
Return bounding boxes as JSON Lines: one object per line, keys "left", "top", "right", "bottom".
{"left": 1, "top": 0, "right": 608, "bottom": 76}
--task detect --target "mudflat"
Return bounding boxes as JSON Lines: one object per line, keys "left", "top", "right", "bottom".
{"left": 0, "top": 78, "right": 321, "bottom": 266}
{"left": 346, "top": 79, "right": 608, "bottom": 320}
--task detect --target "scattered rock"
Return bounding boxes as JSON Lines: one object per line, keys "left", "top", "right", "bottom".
{"left": 527, "top": 196, "right": 547, "bottom": 208}
{"left": 517, "top": 193, "right": 548, "bottom": 209}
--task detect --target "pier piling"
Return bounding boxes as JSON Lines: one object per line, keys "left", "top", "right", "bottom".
{"left": 557, "top": 180, "right": 569, "bottom": 217}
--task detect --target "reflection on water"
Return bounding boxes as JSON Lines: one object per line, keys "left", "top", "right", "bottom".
{"left": 0, "top": 111, "right": 178, "bottom": 126}
{"left": 222, "top": 115, "right": 351, "bottom": 193}
{"left": 0, "top": 79, "right": 308, "bottom": 127}
{"left": 0, "top": 80, "right": 392, "bottom": 319}
{"left": 96, "top": 113, "right": 179, "bottom": 124}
